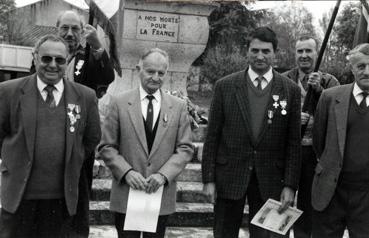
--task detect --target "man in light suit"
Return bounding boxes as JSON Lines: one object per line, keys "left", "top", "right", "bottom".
{"left": 0, "top": 34, "right": 101, "bottom": 238}
{"left": 312, "top": 43, "right": 369, "bottom": 237}
{"left": 98, "top": 48, "right": 194, "bottom": 238}
{"left": 202, "top": 27, "right": 301, "bottom": 238}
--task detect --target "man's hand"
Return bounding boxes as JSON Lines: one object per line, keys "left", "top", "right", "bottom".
{"left": 83, "top": 24, "right": 102, "bottom": 50}
{"left": 145, "top": 173, "right": 166, "bottom": 194}
{"left": 301, "top": 112, "right": 310, "bottom": 125}
{"left": 124, "top": 170, "right": 147, "bottom": 191}
{"left": 203, "top": 183, "right": 216, "bottom": 204}
{"left": 307, "top": 72, "right": 323, "bottom": 93}
{"left": 278, "top": 187, "right": 295, "bottom": 213}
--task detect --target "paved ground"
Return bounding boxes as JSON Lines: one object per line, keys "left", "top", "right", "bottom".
{"left": 90, "top": 226, "right": 350, "bottom": 238}
{"left": 90, "top": 226, "right": 250, "bottom": 238}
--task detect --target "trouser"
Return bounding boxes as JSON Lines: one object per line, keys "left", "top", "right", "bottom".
{"left": 0, "top": 198, "right": 72, "bottom": 238}
{"left": 312, "top": 183, "right": 369, "bottom": 238}
{"left": 213, "top": 172, "right": 287, "bottom": 238}
{"left": 70, "top": 154, "right": 94, "bottom": 237}
{"left": 294, "top": 146, "right": 317, "bottom": 238}
{"left": 115, "top": 213, "right": 169, "bottom": 238}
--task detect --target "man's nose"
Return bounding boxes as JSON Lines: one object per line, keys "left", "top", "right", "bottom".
{"left": 151, "top": 72, "right": 161, "bottom": 81}
{"left": 301, "top": 50, "right": 308, "bottom": 57}
{"left": 256, "top": 51, "right": 264, "bottom": 59}
{"left": 48, "top": 58, "right": 57, "bottom": 67}
{"left": 66, "top": 27, "right": 73, "bottom": 36}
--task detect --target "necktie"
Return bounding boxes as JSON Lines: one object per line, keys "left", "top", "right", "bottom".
{"left": 360, "top": 92, "right": 369, "bottom": 109}
{"left": 146, "top": 95, "right": 155, "bottom": 131}
{"left": 301, "top": 74, "right": 309, "bottom": 90}
{"left": 256, "top": 76, "right": 264, "bottom": 90}
{"left": 44, "top": 85, "right": 56, "bottom": 108}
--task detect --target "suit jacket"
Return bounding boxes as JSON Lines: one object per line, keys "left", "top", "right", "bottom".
{"left": 98, "top": 88, "right": 194, "bottom": 215}
{"left": 312, "top": 84, "right": 353, "bottom": 211}
{"left": 0, "top": 74, "right": 101, "bottom": 215}
{"left": 72, "top": 45, "right": 114, "bottom": 94}
{"left": 202, "top": 68, "right": 302, "bottom": 201}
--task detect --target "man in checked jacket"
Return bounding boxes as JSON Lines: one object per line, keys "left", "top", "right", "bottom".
{"left": 202, "top": 27, "right": 302, "bottom": 238}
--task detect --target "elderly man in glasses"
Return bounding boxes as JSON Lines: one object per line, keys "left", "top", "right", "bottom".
{"left": 0, "top": 34, "right": 101, "bottom": 238}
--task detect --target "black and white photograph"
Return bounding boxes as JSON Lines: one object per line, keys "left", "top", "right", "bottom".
{"left": 0, "top": 0, "right": 368, "bottom": 237}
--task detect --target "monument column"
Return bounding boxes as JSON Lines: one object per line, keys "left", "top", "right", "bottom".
{"left": 106, "top": 0, "right": 216, "bottom": 96}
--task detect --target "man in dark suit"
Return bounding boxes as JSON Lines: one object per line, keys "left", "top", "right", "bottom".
{"left": 282, "top": 35, "right": 339, "bottom": 238}
{"left": 56, "top": 10, "right": 114, "bottom": 95}
{"left": 56, "top": 10, "right": 114, "bottom": 236}
{"left": 99, "top": 48, "right": 193, "bottom": 238}
{"left": 0, "top": 34, "right": 101, "bottom": 238}
{"left": 202, "top": 27, "right": 301, "bottom": 238}
{"left": 312, "top": 43, "right": 369, "bottom": 238}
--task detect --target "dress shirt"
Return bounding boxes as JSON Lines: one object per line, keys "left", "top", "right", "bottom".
{"left": 140, "top": 85, "right": 161, "bottom": 129}
{"left": 37, "top": 76, "right": 64, "bottom": 106}
{"left": 353, "top": 83, "right": 369, "bottom": 107}
{"left": 248, "top": 67, "right": 273, "bottom": 90}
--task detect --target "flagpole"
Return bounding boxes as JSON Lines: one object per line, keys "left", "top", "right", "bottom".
{"left": 301, "top": 0, "right": 341, "bottom": 137}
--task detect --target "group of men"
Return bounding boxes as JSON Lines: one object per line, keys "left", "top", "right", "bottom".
{"left": 0, "top": 10, "right": 368, "bottom": 238}
{"left": 202, "top": 26, "right": 369, "bottom": 238}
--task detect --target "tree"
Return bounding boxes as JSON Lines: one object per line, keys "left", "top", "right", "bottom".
{"left": 261, "top": 2, "right": 318, "bottom": 70}
{"left": 197, "top": 1, "right": 265, "bottom": 87}
{"left": 319, "top": 2, "right": 360, "bottom": 81}
{"left": 0, "top": 0, "right": 15, "bottom": 42}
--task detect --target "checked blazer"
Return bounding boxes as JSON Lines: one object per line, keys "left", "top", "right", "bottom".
{"left": 202, "top": 68, "right": 302, "bottom": 201}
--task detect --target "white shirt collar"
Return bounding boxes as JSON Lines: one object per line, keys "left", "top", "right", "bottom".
{"left": 353, "top": 82, "right": 366, "bottom": 97}
{"left": 248, "top": 67, "right": 273, "bottom": 83}
{"left": 36, "top": 76, "right": 64, "bottom": 94}
{"left": 139, "top": 85, "right": 161, "bottom": 102}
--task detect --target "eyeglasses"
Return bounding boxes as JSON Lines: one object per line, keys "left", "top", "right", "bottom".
{"left": 59, "top": 25, "right": 81, "bottom": 33}
{"left": 39, "top": 55, "right": 67, "bottom": 65}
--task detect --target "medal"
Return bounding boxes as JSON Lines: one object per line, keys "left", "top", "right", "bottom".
{"left": 75, "top": 60, "right": 84, "bottom": 76}
{"left": 267, "top": 110, "right": 273, "bottom": 124}
{"left": 272, "top": 95, "right": 280, "bottom": 108}
{"left": 280, "top": 100, "right": 287, "bottom": 115}
{"left": 70, "top": 126, "right": 75, "bottom": 132}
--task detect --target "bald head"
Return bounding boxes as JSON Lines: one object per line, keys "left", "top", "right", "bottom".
{"left": 56, "top": 11, "right": 84, "bottom": 54}
{"left": 348, "top": 43, "right": 369, "bottom": 65}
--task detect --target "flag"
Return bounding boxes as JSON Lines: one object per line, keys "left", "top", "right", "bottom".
{"left": 353, "top": 0, "right": 369, "bottom": 46}
{"left": 86, "top": 0, "right": 122, "bottom": 76}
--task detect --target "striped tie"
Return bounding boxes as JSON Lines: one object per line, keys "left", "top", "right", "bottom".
{"left": 44, "top": 85, "right": 56, "bottom": 108}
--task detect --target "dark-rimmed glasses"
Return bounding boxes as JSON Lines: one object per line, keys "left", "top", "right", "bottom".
{"left": 39, "top": 55, "right": 67, "bottom": 65}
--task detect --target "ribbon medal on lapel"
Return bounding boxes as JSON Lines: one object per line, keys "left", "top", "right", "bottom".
{"left": 272, "top": 95, "right": 280, "bottom": 109}
{"left": 280, "top": 100, "right": 287, "bottom": 115}
{"left": 163, "top": 113, "right": 168, "bottom": 127}
{"left": 267, "top": 110, "right": 274, "bottom": 124}
{"left": 67, "top": 103, "right": 81, "bottom": 132}
{"left": 75, "top": 60, "right": 84, "bottom": 76}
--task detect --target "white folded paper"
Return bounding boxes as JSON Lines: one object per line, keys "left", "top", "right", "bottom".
{"left": 251, "top": 198, "right": 303, "bottom": 235}
{"left": 124, "top": 186, "right": 164, "bottom": 233}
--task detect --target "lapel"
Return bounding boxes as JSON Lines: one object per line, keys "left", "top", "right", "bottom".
{"left": 234, "top": 70, "right": 254, "bottom": 145}
{"left": 149, "top": 90, "right": 172, "bottom": 160}
{"left": 334, "top": 84, "right": 352, "bottom": 158}
{"left": 20, "top": 75, "right": 38, "bottom": 161}
{"left": 255, "top": 71, "right": 286, "bottom": 147}
{"left": 127, "top": 89, "right": 149, "bottom": 156}
{"left": 63, "top": 79, "right": 81, "bottom": 164}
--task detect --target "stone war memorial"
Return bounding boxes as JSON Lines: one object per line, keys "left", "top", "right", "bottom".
{"left": 105, "top": 0, "right": 215, "bottom": 96}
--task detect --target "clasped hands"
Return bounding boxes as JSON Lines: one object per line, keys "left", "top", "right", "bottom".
{"left": 124, "top": 170, "right": 166, "bottom": 193}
